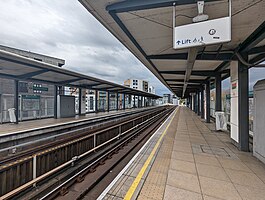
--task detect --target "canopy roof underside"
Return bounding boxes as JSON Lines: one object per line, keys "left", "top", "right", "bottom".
{"left": 80, "top": 0, "right": 265, "bottom": 97}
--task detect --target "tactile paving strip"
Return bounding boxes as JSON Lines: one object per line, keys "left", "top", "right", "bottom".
{"left": 137, "top": 110, "right": 180, "bottom": 200}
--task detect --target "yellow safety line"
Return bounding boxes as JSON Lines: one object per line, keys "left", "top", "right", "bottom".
{"left": 124, "top": 108, "right": 178, "bottom": 200}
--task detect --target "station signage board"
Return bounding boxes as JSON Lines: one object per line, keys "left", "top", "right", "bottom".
{"left": 22, "top": 95, "right": 40, "bottom": 111}
{"left": 173, "top": 17, "right": 231, "bottom": 49}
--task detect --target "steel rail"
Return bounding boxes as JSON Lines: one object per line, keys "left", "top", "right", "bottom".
{"left": 38, "top": 107, "right": 175, "bottom": 200}
{"left": 0, "top": 107, "right": 165, "bottom": 167}
{"left": 0, "top": 106, "right": 173, "bottom": 200}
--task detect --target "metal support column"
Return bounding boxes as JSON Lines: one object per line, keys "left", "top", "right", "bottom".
{"left": 134, "top": 95, "right": 136, "bottom": 108}
{"left": 191, "top": 94, "right": 195, "bottom": 112}
{"left": 197, "top": 91, "right": 200, "bottom": 116}
{"left": 95, "top": 90, "right": 98, "bottom": 113}
{"left": 78, "top": 88, "right": 82, "bottom": 115}
{"left": 54, "top": 85, "right": 58, "bottom": 119}
{"left": 215, "top": 73, "right": 222, "bottom": 112}
{"left": 14, "top": 80, "right": 19, "bottom": 124}
{"left": 116, "top": 93, "right": 119, "bottom": 110}
{"left": 107, "top": 91, "right": 110, "bottom": 112}
{"left": 143, "top": 97, "right": 146, "bottom": 107}
{"left": 123, "top": 93, "right": 126, "bottom": 110}
{"left": 201, "top": 87, "right": 204, "bottom": 119}
{"left": 238, "top": 55, "right": 249, "bottom": 152}
{"left": 194, "top": 94, "right": 197, "bottom": 113}
{"left": 206, "top": 81, "right": 211, "bottom": 123}
{"left": 138, "top": 95, "right": 140, "bottom": 108}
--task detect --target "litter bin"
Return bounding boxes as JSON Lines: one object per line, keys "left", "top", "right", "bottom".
{"left": 215, "top": 111, "right": 227, "bottom": 131}
{"left": 8, "top": 108, "right": 17, "bottom": 123}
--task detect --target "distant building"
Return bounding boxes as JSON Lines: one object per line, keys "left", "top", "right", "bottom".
{"left": 148, "top": 85, "right": 155, "bottom": 94}
{"left": 163, "top": 94, "right": 171, "bottom": 104}
{"left": 124, "top": 79, "right": 149, "bottom": 92}
{"left": 0, "top": 45, "right": 65, "bottom": 123}
{"left": 124, "top": 79, "right": 153, "bottom": 107}
{"left": 172, "top": 95, "right": 179, "bottom": 105}
{"left": 156, "top": 98, "right": 163, "bottom": 105}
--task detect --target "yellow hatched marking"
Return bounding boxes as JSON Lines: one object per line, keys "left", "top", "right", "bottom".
{"left": 124, "top": 108, "right": 177, "bottom": 200}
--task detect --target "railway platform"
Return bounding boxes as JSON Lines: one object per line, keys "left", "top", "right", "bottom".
{"left": 99, "top": 106, "right": 265, "bottom": 200}
{"left": 0, "top": 107, "right": 155, "bottom": 136}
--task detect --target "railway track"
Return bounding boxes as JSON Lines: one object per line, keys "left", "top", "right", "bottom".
{"left": 0, "top": 106, "right": 166, "bottom": 164}
{"left": 0, "top": 106, "right": 162, "bottom": 157}
{"left": 0, "top": 106, "right": 174, "bottom": 199}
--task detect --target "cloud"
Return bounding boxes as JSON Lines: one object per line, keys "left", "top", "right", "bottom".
{"left": 5, "top": 1, "right": 264, "bottom": 97}
{"left": 0, "top": 0, "right": 171, "bottom": 96}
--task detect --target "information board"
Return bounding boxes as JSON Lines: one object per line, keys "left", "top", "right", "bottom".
{"left": 173, "top": 17, "right": 231, "bottom": 49}
{"left": 22, "top": 95, "right": 40, "bottom": 111}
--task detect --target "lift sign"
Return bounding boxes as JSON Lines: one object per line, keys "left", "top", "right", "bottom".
{"left": 173, "top": 17, "right": 231, "bottom": 49}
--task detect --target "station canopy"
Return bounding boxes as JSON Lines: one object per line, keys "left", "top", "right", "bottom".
{"left": 79, "top": 0, "right": 265, "bottom": 97}
{"left": 0, "top": 50, "right": 160, "bottom": 98}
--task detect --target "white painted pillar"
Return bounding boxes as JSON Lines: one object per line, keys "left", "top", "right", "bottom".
{"left": 230, "top": 61, "right": 239, "bottom": 143}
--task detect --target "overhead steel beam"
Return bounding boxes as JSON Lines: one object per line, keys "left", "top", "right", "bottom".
{"left": 147, "top": 52, "right": 234, "bottom": 61}
{"left": 57, "top": 78, "right": 84, "bottom": 85}
{"left": 170, "top": 83, "right": 202, "bottom": 87}
{"left": 106, "top": 87, "right": 123, "bottom": 91}
{"left": 107, "top": 11, "right": 172, "bottom": 94}
{"left": 222, "top": 72, "right": 230, "bottom": 80}
{"left": 86, "top": 83, "right": 102, "bottom": 88}
{"left": 239, "top": 21, "right": 265, "bottom": 53}
{"left": 183, "top": 48, "right": 198, "bottom": 97}
{"left": 93, "top": 86, "right": 117, "bottom": 90}
{"left": 165, "top": 79, "right": 206, "bottom": 84}
{"left": 248, "top": 45, "right": 265, "bottom": 55}
{"left": 249, "top": 53, "right": 265, "bottom": 65}
{"left": 106, "top": 0, "right": 221, "bottom": 13}
{"left": 253, "top": 64, "right": 265, "bottom": 68}
{"left": 214, "top": 61, "right": 230, "bottom": 72}
{"left": 160, "top": 70, "right": 219, "bottom": 77}
{"left": 160, "top": 71, "right": 185, "bottom": 75}
{"left": 17, "top": 69, "right": 49, "bottom": 79}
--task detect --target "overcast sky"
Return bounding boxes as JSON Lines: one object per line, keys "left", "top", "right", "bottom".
{"left": 0, "top": 0, "right": 264, "bottom": 95}
{"left": 0, "top": 0, "right": 171, "bottom": 95}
